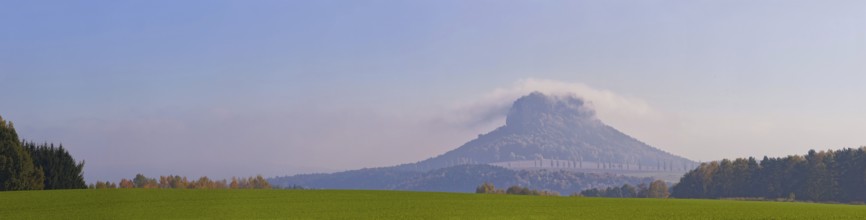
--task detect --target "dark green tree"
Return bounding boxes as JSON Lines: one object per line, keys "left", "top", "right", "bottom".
{"left": 620, "top": 184, "right": 638, "bottom": 198}
{"left": 0, "top": 116, "right": 44, "bottom": 191}
{"left": 24, "top": 142, "right": 86, "bottom": 189}
{"left": 133, "top": 174, "right": 145, "bottom": 188}
{"left": 673, "top": 147, "right": 866, "bottom": 203}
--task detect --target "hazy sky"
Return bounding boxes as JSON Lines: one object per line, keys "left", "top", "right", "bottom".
{"left": 2, "top": 1, "right": 864, "bottom": 182}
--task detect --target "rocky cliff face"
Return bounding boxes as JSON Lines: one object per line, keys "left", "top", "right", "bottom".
{"left": 505, "top": 92, "right": 597, "bottom": 131}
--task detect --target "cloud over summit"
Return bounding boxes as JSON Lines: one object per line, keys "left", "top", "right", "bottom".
{"left": 446, "top": 78, "right": 665, "bottom": 133}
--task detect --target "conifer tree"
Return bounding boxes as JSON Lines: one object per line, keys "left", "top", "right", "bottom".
{"left": 24, "top": 142, "right": 86, "bottom": 189}
{"left": 0, "top": 116, "right": 44, "bottom": 191}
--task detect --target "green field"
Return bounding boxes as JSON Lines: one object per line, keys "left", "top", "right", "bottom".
{"left": 2, "top": 189, "right": 866, "bottom": 219}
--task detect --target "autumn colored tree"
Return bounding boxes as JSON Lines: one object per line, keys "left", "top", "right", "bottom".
{"left": 647, "top": 180, "right": 669, "bottom": 198}
{"left": 476, "top": 182, "right": 497, "bottom": 194}
{"left": 230, "top": 177, "right": 239, "bottom": 189}
{"left": 254, "top": 175, "right": 271, "bottom": 189}
{"left": 111, "top": 174, "right": 265, "bottom": 189}
{"left": 159, "top": 176, "right": 169, "bottom": 188}
{"left": 93, "top": 181, "right": 116, "bottom": 189}
{"left": 119, "top": 179, "right": 134, "bottom": 189}
{"left": 94, "top": 181, "right": 106, "bottom": 189}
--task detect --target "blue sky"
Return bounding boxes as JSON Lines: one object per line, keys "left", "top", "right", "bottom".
{"left": 2, "top": 1, "right": 864, "bottom": 182}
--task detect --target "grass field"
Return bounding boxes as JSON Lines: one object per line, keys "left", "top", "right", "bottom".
{"left": 2, "top": 189, "right": 866, "bottom": 219}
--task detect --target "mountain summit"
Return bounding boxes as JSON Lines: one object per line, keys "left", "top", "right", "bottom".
{"left": 400, "top": 92, "right": 694, "bottom": 172}
{"left": 506, "top": 92, "right": 597, "bottom": 130}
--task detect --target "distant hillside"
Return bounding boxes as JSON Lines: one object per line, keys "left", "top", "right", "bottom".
{"left": 396, "top": 92, "right": 695, "bottom": 172}
{"left": 270, "top": 164, "right": 651, "bottom": 195}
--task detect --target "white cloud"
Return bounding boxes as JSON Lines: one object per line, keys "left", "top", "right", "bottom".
{"left": 495, "top": 78, "right": 659, "bottom": 120}
{"left": 441, "top": 78, "right": 673, "bottom": 143}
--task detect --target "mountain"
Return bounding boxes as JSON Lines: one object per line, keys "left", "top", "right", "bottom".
{"left": 396, "top": 92, "right": 695, "bottom": 172}
{"left": 270, "top": 164, "right": 651, "bottom": 195}
{"left": 270, "top": 92, "right": 695, "bottom": 192}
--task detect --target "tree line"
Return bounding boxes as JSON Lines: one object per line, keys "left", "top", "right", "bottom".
{"left": 672, "top": 147, "right": 866, "bottom": 203}
{"left": 475, "top": 182, "right": 559, "bottom": 196}
{"left": 576, "top": 180, "right": 669, "bottom": 198}
{"left": 1, "top": 116, "right": 87, "bottom": 191}
{"left": 90, "top": 174, "right": 271, "bottom": 189}
{"left": 2, "top": 115, "right": 274, "bottom": 191}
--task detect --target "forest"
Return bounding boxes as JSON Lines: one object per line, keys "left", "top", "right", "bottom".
{"left": 672, "top": 148, "right": 866, "bottom": 203}
{"left": 1, "top": 116, "right": 86, "bottom": 191}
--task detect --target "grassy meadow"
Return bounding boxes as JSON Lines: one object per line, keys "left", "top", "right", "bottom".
{"left": 2, "top": 189, "right": 866, "bottom": 219}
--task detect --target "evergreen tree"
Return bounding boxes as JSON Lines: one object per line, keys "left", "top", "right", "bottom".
{"left": 0, "top": 116, "right": 44, "bottom": 191}
{"left": 24, "top": 142, "right": 86, "bottom": 189}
